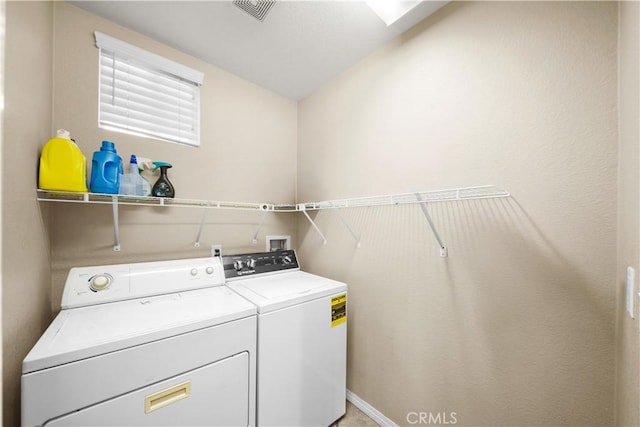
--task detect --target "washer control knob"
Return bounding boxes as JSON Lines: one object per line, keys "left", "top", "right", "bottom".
{"left": 90, "top": 274, "right": 111, "bottom": 291}
{"left": 190, "top": 268, "right": 198, "bottom": 276}
{"left": 234, "top": 260, "right": 244, "bottom": 271}
{"left": 247, "top": 258, "right": 256, "bottom": 269}
{"left": 282, "top": 255, "right": 292, "bottom": 265}
{"left": 206, "top": 266, "right": 214, "bottom": 275}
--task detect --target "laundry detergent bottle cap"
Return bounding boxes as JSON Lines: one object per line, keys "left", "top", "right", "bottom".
{"left": 151, "top": 161, "right": 175, "bottom": 198}
{"left": 100, "top": 140, "right": 116, "bottom": 152}
{"left": 129, "top": 154, "right": 138, "bottom": 172}
{"left": 39, "top": 129, "right": 89, "bottom": 192}
{"left": 89, "top": 140, "right": 123, "bottom": 194}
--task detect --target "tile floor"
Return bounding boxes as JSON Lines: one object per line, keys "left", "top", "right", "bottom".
{"left": 332, "top": 401, "right": 379, "bottom": 427}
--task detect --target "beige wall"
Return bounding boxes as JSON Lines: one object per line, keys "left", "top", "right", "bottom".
{"left": 2, "top": 1, "right": 628, "bottom": 426}
{"left": 2, "top": 2, "right": 54, "bottom": 425}
{"left": 297, "top": 2, "right": 617, "bottom": 426}
{"left": 615, "top": 1, "right": 640, "bottom": 426}
{"left": 50, "top": 3, "right": 298, "bottom": 309}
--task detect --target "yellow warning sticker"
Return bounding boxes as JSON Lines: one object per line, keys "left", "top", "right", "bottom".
{"left": 331, "top": 294, "right": 347, "bottom": 327}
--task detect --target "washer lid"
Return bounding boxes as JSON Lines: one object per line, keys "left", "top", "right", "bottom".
{"left": 23, "top": 286, "right": 256, "bottom": 373}
{"left": 226, "top": 271, "right": 347, "bottom": 313}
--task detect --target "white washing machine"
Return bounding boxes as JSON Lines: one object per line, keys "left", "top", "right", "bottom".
{"left": 223, "top": 250, "right": 347, "bottom": 427}
{"left": 22, "top": 256, "right": 257, "bottom": 427}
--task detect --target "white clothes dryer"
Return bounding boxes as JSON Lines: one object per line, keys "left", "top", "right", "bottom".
{"left": 223, "top": 250, "right": 347, "bottom": 427}
{"left": 22, "top": 256, "right": 257, "bottom": 427}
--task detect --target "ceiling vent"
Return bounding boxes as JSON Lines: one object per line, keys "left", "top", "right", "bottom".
{"left": 233, "top": 0, "right": 276, "bottom": 22}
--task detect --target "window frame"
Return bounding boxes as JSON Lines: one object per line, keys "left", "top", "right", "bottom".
{"left": 95, "top": 32, "right": 204, "bottom": 147}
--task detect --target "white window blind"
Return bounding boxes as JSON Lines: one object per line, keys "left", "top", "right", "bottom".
{"left": 95, "top": 32, "right": 204, "bottom": 147}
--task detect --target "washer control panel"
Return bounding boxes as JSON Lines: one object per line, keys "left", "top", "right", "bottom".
{"left": 61, "top": 257, "right": 225, "bottom": 309}
{"left": 223, "top": 250, "right": 299, "bottom": 279}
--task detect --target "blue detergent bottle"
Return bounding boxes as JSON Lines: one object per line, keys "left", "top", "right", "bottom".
{"left": 90, "top": 141, "right": 123, "bottom": 194}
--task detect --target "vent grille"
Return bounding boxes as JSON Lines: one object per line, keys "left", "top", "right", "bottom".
{"left": 233, "top": 0, "right": 276, "bottom": 22}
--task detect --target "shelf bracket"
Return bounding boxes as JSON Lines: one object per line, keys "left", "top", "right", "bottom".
{"left": 194, "top": 204, "right": 210, "bottom": 248}
{"left": 112, "top": 196, "right": 120, "bottom": 251}
{"left": 252, "top": 210, "right": 269, "bottom": 244}
{"left": 415, "top": 193, "right": 447, "bottom": 257}
{"left": 330, "top": 204, "right": 361, "bottom": 248}
{"left": 299, "top": 205, "right": 327, "bottom": 245}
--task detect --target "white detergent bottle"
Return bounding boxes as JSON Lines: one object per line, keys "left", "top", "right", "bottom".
{"left": 135, "top": 156, "right": 154, "bottom": 196}
{"left": 119, "top": 155, "right": 148, "bottom": 196}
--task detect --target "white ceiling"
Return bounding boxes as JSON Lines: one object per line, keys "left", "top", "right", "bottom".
{"left": 69, "top": 1, "right": 448, "bottom": 100}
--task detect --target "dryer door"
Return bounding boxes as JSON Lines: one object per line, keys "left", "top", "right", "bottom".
{"left": 44, "top": 352, "right": 250, "bottom": 426}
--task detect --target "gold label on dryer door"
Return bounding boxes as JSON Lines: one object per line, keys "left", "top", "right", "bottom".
{"left": 331, "top": 294, "right": 347, "bottom": 327}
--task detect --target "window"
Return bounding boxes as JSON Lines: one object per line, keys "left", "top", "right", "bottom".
{"left": 95, "top": 32, "right": 204, "bottom": 147}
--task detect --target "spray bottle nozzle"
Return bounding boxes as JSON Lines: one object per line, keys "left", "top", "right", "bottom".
{"left": 152, "top": 161, "right": 172, "bottom": 172}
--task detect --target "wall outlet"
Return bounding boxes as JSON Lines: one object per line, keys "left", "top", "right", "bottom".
{"left": 211, "top": 244, "right": 222, "bottom": 257}
{"left": 626, "top": 266, "right": 635, "bottom": 318}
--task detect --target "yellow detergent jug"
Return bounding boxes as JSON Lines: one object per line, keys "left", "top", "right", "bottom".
{"left": 39, "top": 129, "right": 89, "bottom": 192}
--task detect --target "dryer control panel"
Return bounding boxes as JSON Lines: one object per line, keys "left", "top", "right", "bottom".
{"left": 61, "top": 257, "right": 225, "bottom": 309}
{"left": 223, "top": 250, "right": 299, "bottom": 280}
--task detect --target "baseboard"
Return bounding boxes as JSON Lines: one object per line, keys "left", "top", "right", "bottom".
{"left": 346, "top": 389, "right": 397, "bottom": 427}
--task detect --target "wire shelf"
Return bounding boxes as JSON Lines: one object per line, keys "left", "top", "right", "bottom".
{"left": 297, "top": 185, "right": 509, "bottom": 211}
{"left": 36, "top": 190, "right": 284, "bottom": 211}
{"left": 38, "top": 185, "right": 509, "bottom": 212}
{"left": 36, "top": 185, "right": 510, "bottom": 253}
